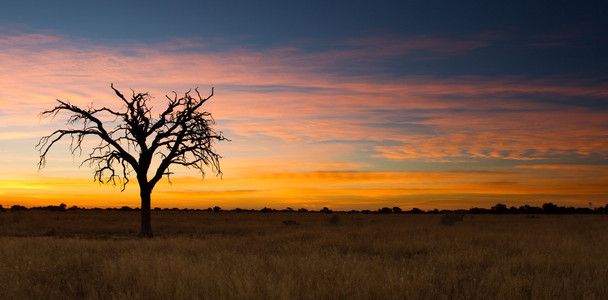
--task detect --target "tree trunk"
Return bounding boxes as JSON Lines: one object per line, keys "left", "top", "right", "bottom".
{"left": 138, "top": 183, "right": 153, "bottom": 238}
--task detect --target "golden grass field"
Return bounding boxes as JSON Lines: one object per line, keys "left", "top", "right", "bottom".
{"left": 0, "top": 210, "right": 607, "bottom": 299}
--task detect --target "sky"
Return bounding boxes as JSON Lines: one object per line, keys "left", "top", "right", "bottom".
{"left": 0, "top": 0, "right": 607, "bottom": 210}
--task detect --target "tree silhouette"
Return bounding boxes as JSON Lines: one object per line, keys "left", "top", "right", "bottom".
{"left": 37, "top": 84, "right": 227, "bottom": 237}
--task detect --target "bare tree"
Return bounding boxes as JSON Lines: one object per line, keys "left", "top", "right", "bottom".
{"left": 37, "top": 84, "right": 227, "bottom": 237}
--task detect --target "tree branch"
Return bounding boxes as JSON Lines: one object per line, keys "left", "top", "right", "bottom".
{"left": 38, "top": 84, "right": 226, "bottom": 193}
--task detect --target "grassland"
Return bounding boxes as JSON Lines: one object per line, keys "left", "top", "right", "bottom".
{"left": 0, "top": 210, "right": 607, "bottom": 299}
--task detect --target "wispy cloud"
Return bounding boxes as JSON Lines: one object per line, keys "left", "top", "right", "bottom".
{"left": 1, "top": 30, "right": 607, "bottom": 208}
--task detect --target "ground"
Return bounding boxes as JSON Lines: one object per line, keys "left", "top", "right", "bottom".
{"left": 0, "top": 210, "right": 607, "bottom": 299}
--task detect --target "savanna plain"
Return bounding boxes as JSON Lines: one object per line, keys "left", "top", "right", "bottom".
{"left": 0, "top": 210, "right": 607, "bottom": 299}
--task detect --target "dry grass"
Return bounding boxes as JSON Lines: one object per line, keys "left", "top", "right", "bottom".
{"left": 0, "top": 211, "right": 607, "bottom": 299}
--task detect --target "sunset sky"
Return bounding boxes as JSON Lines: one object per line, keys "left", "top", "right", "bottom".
{"left": 1, "top": 1, "right": 607, "bottom": 210}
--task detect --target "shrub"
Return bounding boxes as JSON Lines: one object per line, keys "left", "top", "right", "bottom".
{"left": 440, "top": 212, "right": 464, "bottom": 225}
{"left": 378, "top": 207, "right": 392, "bottom": 214}
{"left": 491, "top": 203, "right": 508, "bottom": 213}
{"left": 282, "top": 220, "right": 300, "bottom": 226}
{"left": 10, "top": 205, "right": 28, "bottom": 212}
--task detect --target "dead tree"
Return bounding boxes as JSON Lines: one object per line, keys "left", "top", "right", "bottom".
{"left": 37, "top": 84, "right": 227, "bottom": 237}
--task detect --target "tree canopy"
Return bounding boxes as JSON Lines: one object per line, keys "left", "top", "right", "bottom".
{"left": 37, "top": 84, "right": 227, "bottom": 237}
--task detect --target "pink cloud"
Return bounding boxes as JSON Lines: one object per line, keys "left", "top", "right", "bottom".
{"left": 0, "top": 30, "right": 606, "bottom": 202}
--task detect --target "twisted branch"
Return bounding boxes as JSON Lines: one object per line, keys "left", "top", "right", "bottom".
{"left": 37, "top": 84, "right": 226, "bottom": 192}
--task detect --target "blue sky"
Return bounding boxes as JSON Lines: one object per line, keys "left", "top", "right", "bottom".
{"left": 4, "top": 1, "right": 607, "bottom": 71}
{"left": 4, "top": 0, "right": 608, "bottom": 82}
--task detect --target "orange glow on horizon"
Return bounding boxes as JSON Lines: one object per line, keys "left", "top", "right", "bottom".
{"left": 1, "top": 166, "right": 606, "bottom": 211}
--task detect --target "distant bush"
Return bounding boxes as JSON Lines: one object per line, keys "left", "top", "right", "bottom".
{"left": 440, "top": 212, "right": 465, "bottom": 225}
{"left": 542, "top": 203, "right": 558, "bottom": 214}
{"left": 491, "top": 203, "right": 507, "bottom": 213}
{"left": 10, "top": 205, "right": 28, "bottom": 212}
{"left": 261, "top": 207, "right": 274, "bottom": 213}
{"left": 328, "top": 214, "right": 340, "bottom": 225}
{"left": 378, "top": 207, "right": 392, "bottom": 214}
{"left": 282, "top": 220, "right": 300, "bottom": 226}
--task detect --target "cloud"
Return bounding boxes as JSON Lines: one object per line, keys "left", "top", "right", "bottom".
{"left": 1, "top": 30, "right": 607, "bottom": 209}
{"left": 2, "top": 32, "right": 606, "bottom": 157}
{"left": 515, "top": 165, "right": 608, "bottom": 171}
